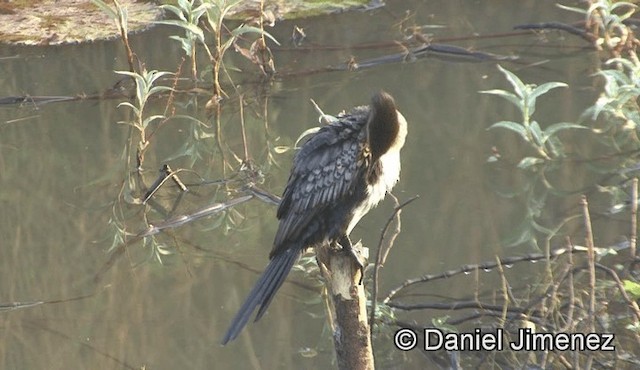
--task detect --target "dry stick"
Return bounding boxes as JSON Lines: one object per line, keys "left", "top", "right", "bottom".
{"left": 562, "top": 237, "right": 579, "bottom": 370}
{"left": 565, "top": 237, "right": 576, "bottom": 333}
{"left": 215, "top": 103, "right": 228, "bottom": 176}
{"left": 387, "top": 300, "right": 533, "bottom": 314}
{"left": 565, "top": 237, "right": 579, "bottom": 369}
{"left": 580, "top": 195, "right": 595, "bottom": 370}
{"left": 369, "top": 194, "right": 400, "bottom": 334}
{"left": 382, "top": 247, "right": 576, "bottom": 304}
{"left": 631, "top": 177, "right": 638, "bottom": 258}
{"left": 493, "top": 258, "right": 521, "bottom": 370}
{"left": 238, "top": 94, "right": 250, "bottom": 162}
{"left": 446, "top": 311, "right": 546, "bottom": 327}
{"left": 495, "top": 256, "right": 509, "bottom": 329}
{"left": 369, "top": 195, "right": 418, "bottom": 334}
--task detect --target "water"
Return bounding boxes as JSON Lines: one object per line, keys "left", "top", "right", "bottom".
{"left": 0, "top": 1, "right": 627, "bottom": 369}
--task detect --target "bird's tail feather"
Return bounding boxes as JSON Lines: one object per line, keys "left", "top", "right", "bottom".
{"left": 221, "top": 248, "right": 301, "bottom": 344}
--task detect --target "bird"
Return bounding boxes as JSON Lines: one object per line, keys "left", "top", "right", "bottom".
{"left": 222, "top": 90, "right": 407, "bottom": 344}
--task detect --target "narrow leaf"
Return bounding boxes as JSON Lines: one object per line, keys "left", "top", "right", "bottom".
{"left": 517, "top": 157, "right": 544, "bottom": 169}
{"left": 479, "top": 89, "right": 522, "bottom": 111}
{"left": 487, "top": 121, "right": 529, "bottom": 142}
{"left": 90, "top": 0, "right": 117, "bottom": 18}
{"left": 623, "top": 279, "right": 640, "bottom": 299}
{"left": 542, "top": 122, "right": 587, "bottom": 143}
{"left": 529, "top": 121, "right": 544, "bottom": 146}
{"left": 530, "top": 82, "right": 567, "bottom": 101}
{"left": 497, "top": 64, "right": 527, "bottom": 99}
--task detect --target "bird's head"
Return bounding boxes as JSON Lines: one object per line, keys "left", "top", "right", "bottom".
{"left": 367, "top": 91, "right": 408, "bottom": 160}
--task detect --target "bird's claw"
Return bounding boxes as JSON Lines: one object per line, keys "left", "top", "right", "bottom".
{"left": 338, "top": 236, "right": 366, "bottom": 285}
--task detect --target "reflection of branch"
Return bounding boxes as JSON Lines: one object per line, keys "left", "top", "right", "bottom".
{"left": 245, "top": 184, "right": 281, "bottom": 205}
{"left": 95, "top": 195, "right": 254, "bottom": 284}
{"left": 137, "top": 195, "right": 253, "bottom": 237}
{"left": 0, "top": 289, "right": 103, "bottom": 312}
{"left": 23, "top": 319, "right": 137, "bottom": 370}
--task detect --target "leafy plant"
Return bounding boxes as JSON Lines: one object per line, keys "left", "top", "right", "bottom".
{"left": 116, "top": 68, "right": 173, "bottom": 169}
{"left": 156, "top": 0, "right": 211, "bottom": 79}
{"left": 157, "top": 0, "right": 280, "bottom": 98}
{"left": 482, "top": 65, "right": 584, "bottom": 167}
{"left": 585, "top": 57, "right": 640, "bottom": 148}
{"left": 558, "top": 0, "right": 638, "bottom": 53}
{"left": 91, "top": 0, "right": 136, "bottom": 72}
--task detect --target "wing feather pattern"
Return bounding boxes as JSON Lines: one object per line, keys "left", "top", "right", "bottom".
{"left": 271, "top": 111, "right": 370, "bottom": 257}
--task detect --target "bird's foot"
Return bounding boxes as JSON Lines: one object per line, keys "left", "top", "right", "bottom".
{"left": 338, "top": 236, "right": 366, "bottom": 285}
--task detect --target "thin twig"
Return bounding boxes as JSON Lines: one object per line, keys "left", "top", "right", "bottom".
{"left": 593, "top": 263, "right": 640, "bottom": 323}
{"left": 387, "top": 300, "right": 535, "bottom": 315}
{"left": 580, "top": 195, "right": 595, "bottom": 370}
{"left": 566, "top": 237, "right": 579, "bottom": 370}
{"left": 631, "top": 177, "right": 638, "bottom": 258}
{"left": 495, "top": 256, "right": 509, "bottom": 329}
{"left": 369, "top": 195, "right": 418, "bottom": 332}
{"left": 382, "top": 247, "right": 582, "bottom": 304}
{"left": 563, "top": 237, "right": 576, "bottom": 332}
{"left": 239, "top": 94, "right": 250, "bottom": 162}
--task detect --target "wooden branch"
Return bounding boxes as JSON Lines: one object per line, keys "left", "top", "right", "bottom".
{"left": 317, "top": 242, "right": 374, "bottom": 370}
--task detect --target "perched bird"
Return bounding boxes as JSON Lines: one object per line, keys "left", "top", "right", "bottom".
{"left": 222, "top": 91, "right": 407, "bottom": 344}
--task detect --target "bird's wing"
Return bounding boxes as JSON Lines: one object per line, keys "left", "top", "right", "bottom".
{"left": 272, "top": 118, "right": 369, "bottom": 255}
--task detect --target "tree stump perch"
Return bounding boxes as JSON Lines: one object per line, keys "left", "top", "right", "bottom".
{"left": 317, "top": 242, "right": 374, "bottom": 370}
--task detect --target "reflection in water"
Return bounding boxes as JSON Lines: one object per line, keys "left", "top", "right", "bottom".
{"left": 0, "top": 0, "right": 634, "bottom": 369}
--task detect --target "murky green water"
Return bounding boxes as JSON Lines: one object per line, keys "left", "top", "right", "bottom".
{"left": 0, "top": 1, "right": 631, "bottom": 369}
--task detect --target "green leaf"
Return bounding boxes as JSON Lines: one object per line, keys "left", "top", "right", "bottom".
{"left": 545, "top": 136, "right": 564, "bottom": 158}
{"left": 527, "top": 82, "right": 567, "bottom": 117}
{"left": 192, "top": 3, "right": 213, "bottom": 22}
{"left": 231, "top": 24, "right": 281, "bottom": 46}
{"left": 148, "top": 85, "right": 172, "bottom": 96}
{"left": 159, "top": 4, "right": 187, "bottom": 21}
{"left": 623, "top": 279, "right": 640, "bottom": 299}
{"left": 146, "top": 70, "right": 173, "bottom": 84}
{"left": 529, "top": 120, "right": 544, "bottom": 146}
{"left": 542, "top": 122, "right": 587, "bottom": 143}
{"left": 170, "top": 114, "right": 211, "bottom": 128}
{"left": 90, "top": 0, "right": 117, "bottom": 19}
{"left": 556, "top": 4, "right": 588, "bottom": 15}
{"left": 517, "top": 157, "right": 544, "bottom": 169}
{"left": 177, "top": 0, "right": 192, "bottom": 11}
{"left": 117, "top": 102, "right": 140, "bottom": 115}
{"left": 142, "top": 115, "right": 166, "bottom": 128}
{"left": 479, "top": 89, "right": 522, "bottom": 110}
{"left": 487, "top": 121, "right": 529, "bottom": 142}
{"left": 497, "top": 64, "right": 528, "bottom": 99}
{"left": 155, "top": 20, "right": 205, "bottom": 43}
{"left": 611, "top": 2, "right": 638, "bottom": 21}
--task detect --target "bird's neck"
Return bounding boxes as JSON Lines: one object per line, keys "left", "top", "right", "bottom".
{"left": 367, "top": 96, "right": 407, "bottom": 161}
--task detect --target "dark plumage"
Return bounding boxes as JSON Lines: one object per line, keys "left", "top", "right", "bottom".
{"left": 222, "top": 91, "right": 407, "bottom": 344}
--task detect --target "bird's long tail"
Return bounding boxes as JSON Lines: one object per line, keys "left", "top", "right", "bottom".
{"left": 222, "top": 248, "right": 301, "bottom": 344}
